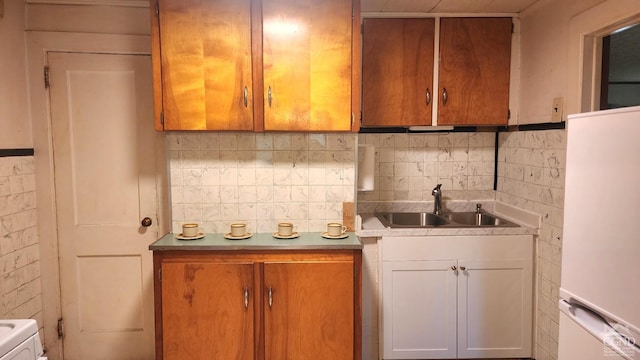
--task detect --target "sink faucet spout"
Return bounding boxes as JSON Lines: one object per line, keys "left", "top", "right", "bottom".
{"left": 432, "top": 184, "right": 443, "bottom": 215}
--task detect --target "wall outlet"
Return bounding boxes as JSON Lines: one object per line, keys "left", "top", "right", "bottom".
{"left": 552, "top": 97, "right": 564, "bottom": 122}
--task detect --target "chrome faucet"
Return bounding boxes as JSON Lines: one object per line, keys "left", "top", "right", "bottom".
{"left": 432, "top": 184, "right": 443, "bottom": 215}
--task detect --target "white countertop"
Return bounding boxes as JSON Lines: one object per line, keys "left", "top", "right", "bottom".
{"left": 355, "top": 201, "right": 539, "bottom": 238}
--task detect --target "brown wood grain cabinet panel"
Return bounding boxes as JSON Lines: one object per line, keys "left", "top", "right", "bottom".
{"left": 155, "top": 0, "right": 254, "bottom": 130}
{"left": 438, "top": 17, "right": 512, "bottom": 126}
{"left": 264, "top": 261, "right": 355, "bottom": 359}
{"left": 161, "top": 261, "right": 255, "bottom": 359}
{"left": 153, "top": 250, "right": 362, "bottom": 359}
{"left": 362, "top": 18, "right": 435, "bottom": 126}
{"left": 262, "top": 0, "right": 353, "bottom": 131}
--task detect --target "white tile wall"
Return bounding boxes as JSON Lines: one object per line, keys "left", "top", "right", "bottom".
{"left": 497, "top": 129, "right": 567, "bottom": 360}
{"left": 358, "top": 132, "right": 497, "bottom": 201}
{"left": 168, "top": 133, "right": 357, "bottom": 234}
{"left": 0, "top": 156, "right": 43, "bottom": 324}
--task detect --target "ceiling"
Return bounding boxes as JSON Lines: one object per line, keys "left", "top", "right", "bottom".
{"left": 361, "top": 0, "right": 542, "bottom": 13}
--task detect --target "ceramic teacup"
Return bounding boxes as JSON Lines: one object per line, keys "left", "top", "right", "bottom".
{"left": 277, "top": 222, "right": 294, "bottom": 236}
{"left": 182, "top": 223, "right": 199, "bottom": 237}
{"left": 327, "top": 222, "right": 347, "bottom": 237}
{"left": 230, "top": 223, "right": 247, "bottom": 237}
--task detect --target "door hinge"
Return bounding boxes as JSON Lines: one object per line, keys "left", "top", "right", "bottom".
{"left": 44, "top": 66, "right": 50, "bottom": 89}
{"left": 154, "top": 2, "right": 159, "bottom": 17}
{"left": 57, "top": 318, "right": 64, "bottom": 339}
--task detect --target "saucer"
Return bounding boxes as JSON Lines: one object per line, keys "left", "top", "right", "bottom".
{"left": 224, "top": 232, "right": 253, "bottom": 240}
{"left": 321, "top": 232, "right": 349, "bottom": 239}
{"left": 175, "top": 232, "right": 206, "bottom": 240}
{"left": 273, "top": 232, "right": 300, "bottom": 239}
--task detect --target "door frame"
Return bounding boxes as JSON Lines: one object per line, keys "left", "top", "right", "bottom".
{"left": 26, "top": 31, "right": 170, "bottom": 359}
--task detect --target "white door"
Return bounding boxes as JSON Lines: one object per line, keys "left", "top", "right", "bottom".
{"left": 457, "top": 259, "right": 533, "bottom": 358}
{"left": 381, "top": 260, "right": 457, "bottom": 359}
{"left": 48, "top": 52, "right": 158, "bottom": 359}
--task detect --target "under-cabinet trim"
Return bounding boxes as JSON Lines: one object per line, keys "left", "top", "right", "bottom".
{"left": 0, "top": 148, "right": 35, "bottom": 157}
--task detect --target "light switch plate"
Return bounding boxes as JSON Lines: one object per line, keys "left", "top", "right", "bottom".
{"left": 552, "top": 97, "right": 564, "bottom": 122}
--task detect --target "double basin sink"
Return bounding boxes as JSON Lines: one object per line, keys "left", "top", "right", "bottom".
{"left": 376, "top": 211, "right": 519, "bottom": 228}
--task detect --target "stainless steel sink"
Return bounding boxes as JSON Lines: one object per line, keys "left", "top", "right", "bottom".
{"left": 376, "top": 212, "right": 448, "bottom": 227}
{"left": 442, "top": 212, "right": 518, "bottom": 227}
{"left": 375, "top": 211, "right": 519, "bottom": 228}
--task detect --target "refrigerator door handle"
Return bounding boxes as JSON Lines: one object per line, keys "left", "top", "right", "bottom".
{"left": 560, "top": 299, "right": 639, "bottom": 360}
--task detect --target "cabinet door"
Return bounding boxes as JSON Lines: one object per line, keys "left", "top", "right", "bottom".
{"left": 381, "top": 260, "right": 457, "bottom": 359}
{"left": 362, "top": 18, "right": 435, "bottom": 127}
{"left": 154, "top": 0, "right": 254, "bottom": 130}
{"left": 264, "top": 261, "right": 355, "bottom": 359}
{"left": 457, "top": 259, "right": 533, "bottom": 358}
{"left": 262, "top": 0, "right": 353, "bottom": 131}
{"left": 161, "top": 261, "right": 255, "bottom": 360}
{"left": 438, "top": 17, "right": 512, "bottom": 126}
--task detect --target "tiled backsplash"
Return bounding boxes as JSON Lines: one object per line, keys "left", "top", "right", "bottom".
{"left": 0, "top": 156, "right": 43, "bottom": 322}
{"left": 358, "top": 132, "right": 497, "bottom": 202}
{"left": 497, "top": 129, "right": 566, "bottom": 360}
{"left": 168, "top": 133, "right": 356, "bottom": 234}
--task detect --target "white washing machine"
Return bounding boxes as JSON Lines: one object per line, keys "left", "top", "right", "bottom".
{"left": 0, "top": 319, "right": 47, "bottom": 360}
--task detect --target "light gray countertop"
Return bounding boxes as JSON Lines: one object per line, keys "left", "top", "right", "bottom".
{"left": 149, "top": 232, "right": 363, "bottom": 251}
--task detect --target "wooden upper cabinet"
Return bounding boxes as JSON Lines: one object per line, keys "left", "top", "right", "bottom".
{"left": 262, "top": 0, "right": 355, "bottom": 131}
{"left": 151, "top": 0, "right": 359, "bottom": 132}
{"left": 438, "top": 17, "right": 512, "bottom": 126}
{"left": 362, "top": 18, "right": 435, "bottom": 127}
{"left": 152, "top": 0, "right": 254, "bottom": 130}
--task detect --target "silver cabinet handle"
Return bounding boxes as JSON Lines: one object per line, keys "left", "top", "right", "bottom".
{"left": 426, "top": 88, "right": 431, "bottom": 106}
{"left": 243, "top": 86, "right": 249, "bottom": 108}
{"left": 267, "top": 86, "right": 273, "bottom": 108}
{"left": 451, "top": 265, "right": 457, "bottom": 271}
{"left": 442, "top": 87, "right": 448, "bottom": 105}
{"left": 268, "top": 287, "right": 273, "bottom": 308}
{"left": 244, "top": 288, "right": 249, "bottom": 309}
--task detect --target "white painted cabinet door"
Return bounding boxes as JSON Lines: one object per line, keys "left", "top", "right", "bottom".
{"left": 381, "top": 260, "right": 457, "bottom": 359}
{"left": 48, "top": 52, "right": 158, "bottom": 359}
{"left": 457, "top": 259, "right": 533, "bottom": 358}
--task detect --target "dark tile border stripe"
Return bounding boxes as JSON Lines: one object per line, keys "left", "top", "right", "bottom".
{"left": 0, "top": 149, "right": 35, "bottom": 157}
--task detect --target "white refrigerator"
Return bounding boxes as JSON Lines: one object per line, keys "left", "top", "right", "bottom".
{"left": 558, "top": 106, "right": 640, "bottom": 359}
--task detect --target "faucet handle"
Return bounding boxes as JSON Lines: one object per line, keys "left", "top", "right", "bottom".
{"left": 476, "top": 203, "right": 482, "bottom": 213}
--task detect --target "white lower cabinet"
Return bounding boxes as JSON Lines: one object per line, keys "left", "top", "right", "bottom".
{"left": 380, "top": 235, "right": 533, "bottom": 359}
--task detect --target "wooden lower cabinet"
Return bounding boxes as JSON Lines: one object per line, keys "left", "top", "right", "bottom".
{"left": 153, "top": 250, "right": 362, "bottom": 360}
{"left": 160, "top": 261, "right": 255, "bottom": 359}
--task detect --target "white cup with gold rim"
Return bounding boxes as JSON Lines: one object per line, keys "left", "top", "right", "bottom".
{"left": 327, "top": 222, "right": 347, "bottom": 237}
{"left": 277, "top": 222, "right": 294, "bottom": 237}
{"left": 182, "top": 223, "right": 199, "bottom": 237}
{"left": 230, "top": 223, "right": 247, "bottom": 237}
